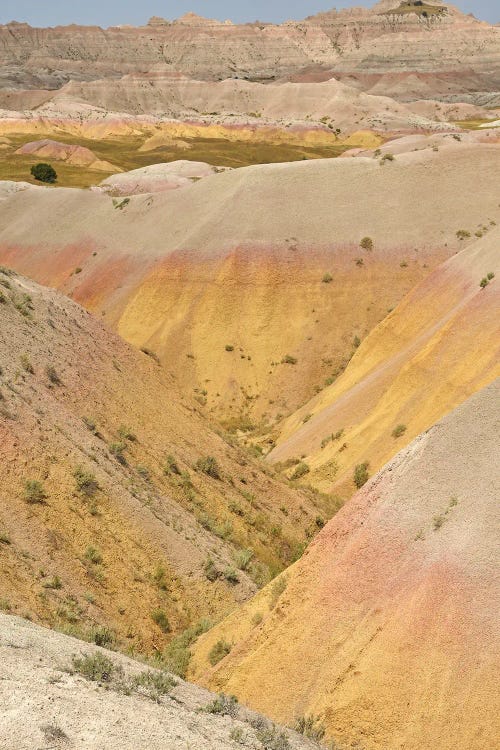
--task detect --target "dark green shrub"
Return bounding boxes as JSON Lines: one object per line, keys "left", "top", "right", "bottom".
{"left": 31, "top": 163, "right": 57, "bottom": 183}
{"left": 360, "top": 236, "right": 373, "bottom": 251}
{"left": 225, "top": 344, "right": 234, "bottom": 352}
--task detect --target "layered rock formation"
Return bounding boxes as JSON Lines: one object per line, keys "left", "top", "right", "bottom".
{"left": 0, "top": 2, "right": 498, "bottom": 104}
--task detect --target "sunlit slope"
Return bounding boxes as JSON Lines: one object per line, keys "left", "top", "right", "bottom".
{"left": 269, "top": 227, "right": 500, "bottom": 495}
{"left": 190, "top": 381, "right": 500, "bottom": 750}
{"left": 0, "top": 146, "right": 499, "bottom": 420}
{"left": 0, "top": 270, "right": 323, "bottom": 655}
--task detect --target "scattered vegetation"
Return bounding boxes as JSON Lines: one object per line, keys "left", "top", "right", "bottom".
{"left": 109, "top": 441, "right": 127, "bottom": 464}
{"left": 281, "top": 354, "right": 297, "bottom": 365}
{"left": 322, "top": 273, "right": 333, "bottom": 284}
{"left": 208, "top": 639, "right": 232, "bottom": 666}
{"left": 353, "top": 462, "right": 370, "bottom": 489}
{"left": 433, "top": 496, "right": 458, "bottom": 531}
{"left": 225, "top": 344, "right": 235, "bottom": 352}
{"left": 360, "top": 236, "right": 373, "bottom": 251}
{"left": 456, "top": 229, "right": 470, "bottom": 240}
{"left": 41, "top": 724, "right": 69, "bottom": 743}
{"left": 117, "top": 425, "right": 137, "bottom": 442}
{"left": 255, "top": 723, "right": 291, "bottom": 750}
{"left": 84, "top": 546, "right": 103, "bottom": 565}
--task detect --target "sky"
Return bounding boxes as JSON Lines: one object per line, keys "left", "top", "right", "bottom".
{"left": 0, "top": 0, "right": 498, "bottom": 26}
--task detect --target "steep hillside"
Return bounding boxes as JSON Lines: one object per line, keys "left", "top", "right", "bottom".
{"left": 190, "top": 381, "right": 500, "bottom": 750}
{"left": 268, "top": 227, "right": 500, "bottom": 496}
{"left": 1, "top": 144, "right": 499, "bottom": 422}
{"left": 0, "top": 269, "right": 328, "bottom": 662}
{"left": 0, "top": 614, "right": 319, "bottom": 750}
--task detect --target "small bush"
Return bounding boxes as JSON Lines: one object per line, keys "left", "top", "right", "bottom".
{"left": 293, "top": 715, "right": 326, "bottom": 741}
{"left": 208, "top": 639, "right": 231, "bottom": 666}
{"left": 90, "top": 626, "right": 115, "bottom": 647}
{"left": 31, "top": 163, "right": 57, "bottom": 183}
{"left": 392, "top": 424, "right": 407, "bottom": 438}
{"left": 255, "top": 725, "right": 291, "bottom": 750}
{"left": 43, "top": 575, "right": 62, "bottom": 590}
{"left": 195, "top": 456, "right": 221, "bottom": 479}
{"left": 353, "top": 462, "right": 370, "bottom": 489}
{"left": 73, "top": 467, "right": 99, "bottom": 497}
{"left": 132, "top": 670, "right": 176, "bottom": 702}
{"left": 109, "top": 441, "right": 127, "bottom": 464}
{"left": 223, "top": 566, "right": 239, "bottom": 584}
{"left": 24, "top": 480, "right": 46, "bottom": 504}
{"left": 487, "top": 272, "right": 495, "bottom": 280}
{"left": 203, "top": 556, "right": 220, "bottom": 582}
{"left": 456, "top": 229, "right": 470, "bottom": 240}
{"left": 225, "top": 344, "right": 234, "bottom": 352}
{"left": 164, "top": 454, "right": 181, "bottom": 476}
{"left": 290, "top": 462, "right": 310, "bottom": 481}
{"left": 117, "top": 426, "right": 137, "bottom": 442}
{"left": 84, "top": 546, "right": 102, "bottom": 565}
{"left": 20, "top": 354, "right": 34, "bottom": 374}
{"left": 45, "top": 365, "right": 61, "bottom": 385}
{"left": 151, "top": 608, "right": 171, "bottom": 633}
{"left": 235, "top": 548, "right": 253, "bottom": 571}
{"left": 322, "top": 273, "right": 333, "bottom": 284}
{"left": 281, "top": 354, "right": 297, "bottom": 365}
{"left": 41, "top": 724, "right": 68, "bottom": 743}
{"left": 72, "top": 652, "right": 116, "bottom": 682}
{"left": 360, "top": 236, "right": 373, "bottom": 251}
{"left": 381, "top": 153, "right": 395, "bottom": 163}
{"left": 204, "top": 693, "right": 238, "bottom": 717}
{"left": 355, "top": 257, "right": 364, "bottom": 266}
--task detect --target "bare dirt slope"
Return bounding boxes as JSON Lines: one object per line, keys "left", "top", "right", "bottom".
{"left": 1, "top": 144, "right": 499, "bottom": 421}
{"left": 0, "top": 269, "right": 327, "bottom": 658}
{"left": 190, "top": 380, "right": 500, "bottom": 750}
{"left": 268, "top": 226, "right": 500, "bottom": 497}
{"left": 0, "top": 613, "right": 319, "bottom": 750}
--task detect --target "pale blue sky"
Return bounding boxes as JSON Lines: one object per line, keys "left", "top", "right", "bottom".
{"left": 0, "top": 1, "right": 497, "bottom": 26}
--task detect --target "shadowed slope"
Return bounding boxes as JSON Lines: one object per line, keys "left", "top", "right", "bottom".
{"left": 268, "top": 227, "right": 500, "bottom": 495}
{"left": 190, "top": 380, "right": 500, "bottom": 750}
{"left": 0, "top": 270, "right": 327, "bottom": 657}
{"left": 1, "top": 146, "right": 499, "bottom": 422}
